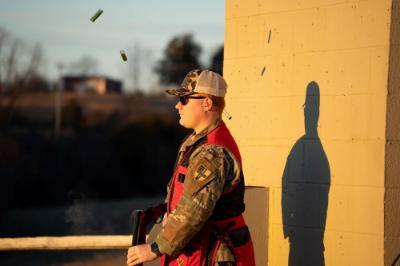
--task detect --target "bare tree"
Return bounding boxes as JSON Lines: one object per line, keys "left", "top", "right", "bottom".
{"left": 0, "top": 27, "right": 8, "bottom": 53}
{"left": 0, "top": 33, "right": 45, "bottom": 92}
{"left": 131, "top": 42, "right": 140, "bottom": 91}
{"left": 0, "top": 27, "right": 10, "bottom": 86}
{"left": 1, "top": 37, "right": 23, "bottom": 129}
{"left": 0, "top": 28, "right": 48, "bottom": 130}
{"left": 26, "top": 43, "right": 44, "bottom": 79}
{"left": 5, "top": 38, "right": 20, "bottom": 87}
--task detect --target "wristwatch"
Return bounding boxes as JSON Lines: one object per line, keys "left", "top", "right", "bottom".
{"left": 150, "top": 242, "right": 162, "bottom": 257}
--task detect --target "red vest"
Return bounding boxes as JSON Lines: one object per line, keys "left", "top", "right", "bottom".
{"left": 161, "top": 122, "right": 255, "bottom": 266}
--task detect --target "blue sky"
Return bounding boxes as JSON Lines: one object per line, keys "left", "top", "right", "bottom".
{"left": 0, "top": 0, "right": 225, "bottom": 92}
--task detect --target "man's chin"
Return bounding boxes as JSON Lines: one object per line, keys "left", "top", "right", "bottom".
{"left": 178, "top": 119, "right": 191, "bottom": 129}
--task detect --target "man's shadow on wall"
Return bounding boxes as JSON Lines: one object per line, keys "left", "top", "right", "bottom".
{"left": 281, "top": 81, "right": 331, "bottom": 266}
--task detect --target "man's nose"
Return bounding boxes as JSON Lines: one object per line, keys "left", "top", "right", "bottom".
{"left": 175, "top": 101, "right": 182, "bottom": 110}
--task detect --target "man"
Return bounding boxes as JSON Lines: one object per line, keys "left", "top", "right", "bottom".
{"left": 127, "top": 69, "right": 255, "bottom": 266}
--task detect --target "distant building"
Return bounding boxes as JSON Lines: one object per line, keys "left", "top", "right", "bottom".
{"left": 62, "top": 76, "right": 123, "bottom": 94}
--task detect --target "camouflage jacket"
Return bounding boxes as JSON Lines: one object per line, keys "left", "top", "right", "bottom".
{"left": 155, "top": 118, "right": 242, "bottom": 260}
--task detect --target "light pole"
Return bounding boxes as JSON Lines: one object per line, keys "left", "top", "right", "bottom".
{"left": 54, "top": 62, "right": 64, "bottom": 138}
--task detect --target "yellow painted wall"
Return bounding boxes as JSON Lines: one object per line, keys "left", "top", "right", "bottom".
{"left": 224, "top": 0, "right": 395, "bottom": 265}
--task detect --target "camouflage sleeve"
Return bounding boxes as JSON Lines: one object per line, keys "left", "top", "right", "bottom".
{"left": 155, "top": 144, "right": 226, "bottom": 257}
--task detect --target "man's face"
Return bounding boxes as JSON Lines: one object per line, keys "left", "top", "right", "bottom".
{"left": 175, "top": 94, "right": 206, "bottom": 129}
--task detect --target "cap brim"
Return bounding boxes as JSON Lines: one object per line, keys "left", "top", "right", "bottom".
{"left": 165, "top": 87, "right": 194, "bottom": 96}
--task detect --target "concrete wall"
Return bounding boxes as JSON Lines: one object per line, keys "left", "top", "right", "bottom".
{"left": 224, "top": 0, "right": 398, "bottom": 265}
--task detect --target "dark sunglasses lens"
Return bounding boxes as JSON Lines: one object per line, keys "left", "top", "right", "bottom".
{"left": 179, "top": 96, "right": 188, "bottom": 105}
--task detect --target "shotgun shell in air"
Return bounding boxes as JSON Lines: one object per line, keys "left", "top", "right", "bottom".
{"left": 120, "top": 50, "right": 128, "bottom": 61}
{"left": 90, "top": 9, "right": 103, "bottom": 22}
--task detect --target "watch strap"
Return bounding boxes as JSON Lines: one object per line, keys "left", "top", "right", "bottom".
{"left": 151, "top": 242, "right": 162, "bottom": 257}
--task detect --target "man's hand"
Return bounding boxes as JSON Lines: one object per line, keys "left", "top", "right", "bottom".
{"left": 126, "top": 244, "right": 158, "bottom": 266}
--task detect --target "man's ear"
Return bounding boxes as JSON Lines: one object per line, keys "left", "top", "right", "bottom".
{"left": 204, "top": 97, "right": 213, "bottom": 111}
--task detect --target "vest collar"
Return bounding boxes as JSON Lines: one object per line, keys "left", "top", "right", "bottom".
{"left": 179, "top": 118, "right": 223, "bottom": 152}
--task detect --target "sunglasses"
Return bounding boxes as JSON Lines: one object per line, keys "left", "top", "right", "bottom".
{"left": 179, "top": 95, "right": 206, "bottom": 105}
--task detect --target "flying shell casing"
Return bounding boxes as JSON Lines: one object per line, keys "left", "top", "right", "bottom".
{"left": 120, "top": 50, "right": 128, "bottom": 61}
{"left": 90, "top": 9, "right": 103, "bottom": 22}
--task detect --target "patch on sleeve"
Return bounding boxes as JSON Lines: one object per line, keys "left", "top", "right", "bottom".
{"left": 184, "top": 146, "right": 223, "bottom": 195}
{"left": 193, "top": 164, "right": 212, "bottom": 182}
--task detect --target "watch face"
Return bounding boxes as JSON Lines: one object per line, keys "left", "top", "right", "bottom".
{"left": 151, "top": 242, "right": 161, "bottom": 256}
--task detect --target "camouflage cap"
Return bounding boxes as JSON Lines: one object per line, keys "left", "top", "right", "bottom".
{"left": 166, "top": 69, "right": 227, "bottom": 97}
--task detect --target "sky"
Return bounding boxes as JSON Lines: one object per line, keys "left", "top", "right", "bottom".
{"left": 0, "top": 0, "right": 225, "bottom": 92}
